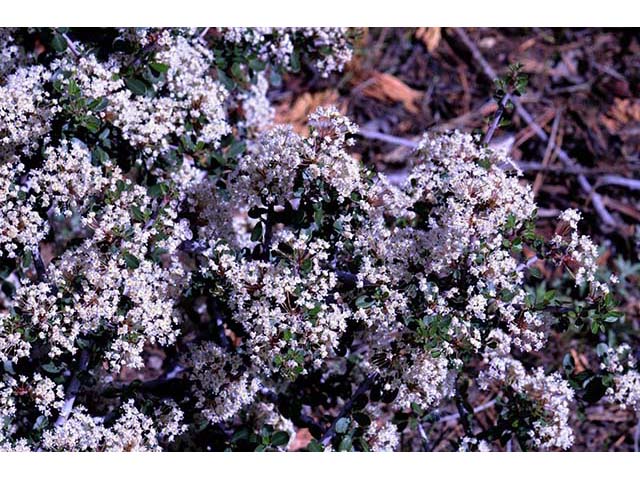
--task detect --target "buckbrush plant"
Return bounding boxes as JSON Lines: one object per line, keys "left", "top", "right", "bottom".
{"left": 0, "top": 27, "right": 630, "bottom": 452}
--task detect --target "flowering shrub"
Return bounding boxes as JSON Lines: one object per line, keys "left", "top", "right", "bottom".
{"left": 0, "top": 27, "right": 628, "bottom": 452}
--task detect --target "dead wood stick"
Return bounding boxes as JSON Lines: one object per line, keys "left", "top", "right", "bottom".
{"left": 533, "top": 109, "right": 562, "bottom": 195}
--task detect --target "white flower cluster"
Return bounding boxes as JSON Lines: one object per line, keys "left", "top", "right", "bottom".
{"left": 392, "top": 354, "right": 455, "bottom": 411}
{"left": 5, "top": 161, "right": 190, "bottom": 368}
{"left": 459, "top": 436, "right": 493, "bottom": 452}
{"left": 600, "top": 344, "right": 640, "bottom": 414}
{"left": 0, "top": 28, "right": 28, "bottom": 77}
{"left": 348, "top": 132, "right": 542, "bottom": 413}
{"left": 479, "top": 353, "right": 575, "bottom": 450}
{"left": 0, "top": 65, "right": 54, "bottom": 156}
{"left": 186, "top": 341, "right": 261, "bottom": 424}
{"left": 32, "top": 141, "right": 110, "bottom": 217}
{"left": 194, "top": 120, "right": 610, "bottom": 450}
{"left": 238, "top": 73, "right": 275, "bottom": 133}
{"left": 221, "top": 28, "right": 353, "bottom": 77}
{"left": 554, "top": 208, "right": 610, "bottom": 295}
{"left": 40, "top": 400, "right": 185, "bottom": 451}
{"left": 49, "top": 39, "right": 229, "bottom": 161}
{"left": 364, "top": 420, "right": 400, "bottom": 452}
{"left": 0, "top": 27, "right": 358, "bottom": 451}
{"left": 0, "top": 159, "right": 48, "bottom": 259}
{"left": 194, "top": 108, "right": 369, "bottom": 393}
{"left": 0, "top": 372, "right": 64, "bottom": 421}
{"left": 610, "top": 371, "right": 640, "bottom": 414}
{"left": 601, "top": 343, "right": 635, "bottom": 374}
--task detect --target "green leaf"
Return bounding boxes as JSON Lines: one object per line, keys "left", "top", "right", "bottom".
{"left": 353, "top": 412, "right": 371, "bottom": 427}
{"left": 271, "top": 431, "right": 290, "bottom": 447}
{"left": 359, "top": 438, "right": 371, "bottom": 452}
{"left": 307, "top": 439, "right": 324, "bottom": 452}
{"left": 270, "top": 70, "right": 282, "bottom": 87}
{"left": 67, "top": 79, "right": 81, "bottom": 96}
{"left": 22, "top": 250, "right": 33, "bottom": 268}
{"left": 477, "top": 157, "right": 492, "bottom": 170}
{"left": 216, "top": 68, "right": 235, "bottom": 91}
{"left": 88, "top": 97, "right": 109, "bottom": 113}
{"left": 248, "top": 58, "right": 266, "bottom": 71}
{"left": 338, "top": 435, "right": 352, "bottom": 451}
{"left": 355, "top": 295, "right": 375, "bottom": 309}
{"left": 290, "top": 50, "right": 301, "bottom": 73}
{"left": 149, "top": 62, "right": 169, "bottom": 73}
{"left": 596, "top": 343, "right": 609, "bottom": 357}
{"left": 227, "top": 141, "right": 246, "bottom": 158}
{"left": 231, "top": 62, "right": 244, "bottom": 81}
{"left": 148, "top": 183, "right": 169, "bottom": 198}
{"left": 123, "top": 252, "right": 140, "bottom": 269}
{"left": 51, "top": 34, "right": 68, "bottom": 53}
{"left": 41, "top": 362, "right": 63, "bottom": 374}
{"left": 251, "top": 222, "right": 263, "bottom": 242}
{"left": 92, "top": 147, "right": 109, "bottom": 164}
{"left": 230, "top": 428, "right": 249, "bottom": 443}
{"left": 335, "top": 417, "right": 350, "bottom": 434}
{"left": 300, "top": 258, "right": 313, "bottom": 274}
{"left": 562, "top": 353, "right": 575, "bottom": 374}
{"left": 529, "top": 267, "right": 543, "bottom": 279}
{"left": 125, "top": 77, "right": 147, "bottom": 96}
{"left": 130, "top": 206, "right": 147, "bottom": 223}
{"left": 82, "top": 116, "right": 101, "bottom": 133}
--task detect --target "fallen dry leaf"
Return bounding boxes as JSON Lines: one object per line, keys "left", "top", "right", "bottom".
{"left": 570, "top": 348, "right": 588, "bottom": 374}
{"left": 600, "top": 98, "right": 640, "bottom": 135}
{"left": 288, "top": 428, "right": 313, "bottom": 451}
{"left": 415, "top": 27, "right": 441, "bottom": 53}
{"left": 275, "top": 90, "right": 343, "bottom": 133}
{"left": 362, "top": 72, "right": 423, "bottom": 114}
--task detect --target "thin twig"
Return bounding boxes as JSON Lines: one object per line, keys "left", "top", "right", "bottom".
{"left": 516, "top": 162, "right": 627, "bottom": 176}
{"left": 54, "top": 349, "right": 90, "bottom": 427}
{"left": 483, "top": 92, "right": 511, "bottom": 145}
{"left": 597, "top": 175, "right": 640, "bottom": 191}
{"left": 533, "top": 109, "right": 562, "bottom": 195}
{"left": 262, "top": 204, "right": 274, "bottom": 260}
{"left": 436, "top": 399, "right": 497, "bottom": 424}
{"left": 179, "top": 240, "right": 207, "bottom": 254}
{"left": 321, "top": 372, "right": 378, "bottom": 447}
{"left": 453, "top": 27, "right": 618, "bottom": 230}
{"left": 32, "top": 248, "right": 48, "bottom": 283}
{"left": 516, "top": 255, "right": 539, "bottom": 273}
{"left": 358, "top": 129, "right": 419, "bottom": 149}
{"left": 61, "top": 32, "right": 81, "bottom": 58}
{"left": 199, "top": 28, "right": 210, "bottom": 41}
{"left": 417, "top": 422, "right": 429, "bottom": 451}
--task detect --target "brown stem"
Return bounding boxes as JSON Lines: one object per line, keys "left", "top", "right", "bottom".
{"left": 321, "top": 372, "right": 378, "bottom": 447}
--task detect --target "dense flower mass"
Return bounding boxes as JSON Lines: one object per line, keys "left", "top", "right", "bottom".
{"left": 0, "top": 27, "right": 629, "bottom": 452}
